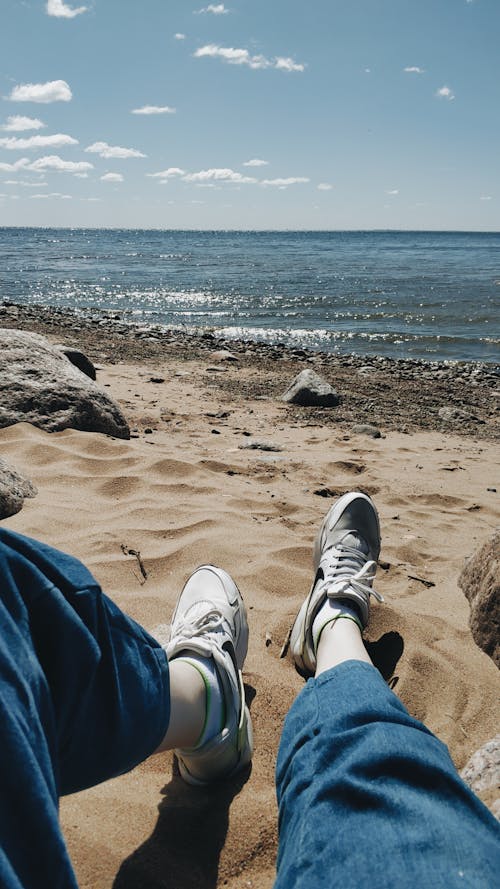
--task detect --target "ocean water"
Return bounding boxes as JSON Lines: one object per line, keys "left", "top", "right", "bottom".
{"left": 0, "top": 228, "right": 499, "bottom": 363}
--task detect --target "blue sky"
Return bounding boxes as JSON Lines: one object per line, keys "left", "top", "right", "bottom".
{"left": 0, "top": 0, "right": 498, "bottom": 229}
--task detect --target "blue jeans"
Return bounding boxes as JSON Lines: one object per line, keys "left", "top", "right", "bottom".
{"left": 0, "top": 529, "right": 498, "bottom": 888}
{"left": 0, "top": 528, "right": 170, "bottom": 889}
{"left": 275, "top": 662, "right": 500, "bottom": 888}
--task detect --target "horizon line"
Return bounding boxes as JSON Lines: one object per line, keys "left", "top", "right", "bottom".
{"left": 1, "top": 226, "right": 499, "bottom": 234}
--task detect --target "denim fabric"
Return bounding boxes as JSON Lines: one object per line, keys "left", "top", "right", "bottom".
{"left": 275, "top": 661, "right": 500, "bottom": 889}
{"left": 0, "top": 528, "right": 170, "bottom": 889}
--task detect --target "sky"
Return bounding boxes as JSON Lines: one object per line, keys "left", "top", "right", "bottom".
{"left": 0, "top": 0, "right": 499, "bottom": 230}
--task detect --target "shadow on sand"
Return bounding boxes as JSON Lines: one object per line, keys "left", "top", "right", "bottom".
{"left": 365, "top": 631, "right": 404, "bottom": 684}
{"left": 113, "top": 687, "right": 255, "bottom": 889}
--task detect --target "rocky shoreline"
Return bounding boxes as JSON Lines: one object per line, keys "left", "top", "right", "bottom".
{"left": 1, "top": 300, "right": 498, "bottom": 440}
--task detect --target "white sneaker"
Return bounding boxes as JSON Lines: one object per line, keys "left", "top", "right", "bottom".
{"left": 165, "top": 565, "right": 253, "bottom": 785}
{"left": 289, "top": 492, "right": 383, "bottom": 677}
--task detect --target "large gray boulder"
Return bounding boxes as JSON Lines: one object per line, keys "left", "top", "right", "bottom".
{"left": 0, "top": 457, "right": 37, "bottom": 519}
{"left": 459, "top": 532, "right": 500, "bottom": 668}
{"left": 0, "top": 329, "right": 129, "bottom": 439}
{"left": 282, "top": 369, "right": 340, "bottom": 407}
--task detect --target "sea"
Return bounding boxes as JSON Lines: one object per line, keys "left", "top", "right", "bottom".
{"left": 0, "top": 228, "right": 499, "bottom": 364}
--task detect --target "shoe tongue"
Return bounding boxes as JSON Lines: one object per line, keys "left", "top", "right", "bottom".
{"left": 338, "top": 531, "right": 369, "bottom": 555}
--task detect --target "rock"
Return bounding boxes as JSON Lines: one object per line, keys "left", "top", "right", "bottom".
{"left": 438, "top": 406, "right": 469, "bottom": 422}
{"left": 458, "top": 532, "right": 500, "bottom": 667}
{"left": 461, "top": 735, "right": 500, "bottom": 794}
{"left": 209, "top": 350, "right": 239, "bottom": 362}
{"left": 461, "top": 735, "right": 500, "bottom": 817}
{"left": 351, "top": 424, "right": 382, "bottom": 438}
{"left": 0, "top": 329, "right": 129, "bottom": 439}
{"left": 282, "top": 369, "right": 340, "bottom": 407}
{"left": 56, "top": 346, "right": 96, "bottom": 380}
{"left": 0, "top": 457, "right": 37, "bottom": 519}
{"left": 239, "top": 441, "right": 283, "bottom": 452}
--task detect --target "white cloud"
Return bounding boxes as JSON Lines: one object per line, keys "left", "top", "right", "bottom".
{"left": 81, "top": 197, "right": 102, "bottom": 202}
{"left": 174, "top": 33, "right": 186, "bottom": 40}
{"left": 73, "top": 172, "right": 89, "bottom": 178}
{"left": 30, "top": 191, "right": 72, "bottom": 199}
{"left": 194, "top": 45, "right": 266, "bottom": 67}
{"left": 147, "top": 166, "right": 312, "bottom": 187}
{"left": 183, "top": 167, "right": 257, "bottom": 183}
{"left": 9, "top": 80, "right": 72, "bottom": 103}
{"left": 100, "top": 172, "right": 123, "bottom": 182}
{"left": 480, "top": 195, "right": 492, "bottom": 201}
{"left": 436, "top": 85, "right": 455, "bottom": 100}
{"left": 2, "top": 115, "right": 46, "bottom": 132}
{"left": 147, "top": 167, "right": 186, "bottom": 179}
{"left": 243, "top": 158, "right": 269, "bottom": 167}
{"left": 194, "top": 44, "right": 305, "bottom": 72}
{"left": 0, "top": 133, "right": 78, "bottom": 150}
{"left": 46, "top": 0, "right": 87, "bottom": 18}
{"left": 196, "top": 4, "right": 229, "bottom": 14}
{"left": 317, "top": 183, "right": 333, "bottom": 191}
{"left": 28, "top": 155, "right": 93, "bottom": 173}
{"left": 275, "top": 57, "right": 306, "bottom": 73}
{"left": 404, "top": 66, "right": 425, "bottom": 74}
{"left": 261, "top": 177, "right": 310, "bottom": 187}
{"left": 3, "top": 179, "right": 48, "bottom": 187}
{"left": 131, "top": 105, "right": 176, "bottom": 115}
{"left": 0, "top": 157, "right": 30, "bottom": 172}
{"left": 85, "top": 141, "right": 146, "bottom": 159}
{"left": 386, "top": 189, "right": 399, "bottom": 195}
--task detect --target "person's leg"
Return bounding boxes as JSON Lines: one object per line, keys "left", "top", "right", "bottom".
{"left": 0, "top": 528, "right": 172, "bottom": 792}
{"left": 0, "top": 529, "right": 252, "bottom": 888}
{"left": 277, "top": 493, "right": 500, "bottom": 888}
{"left": 0, "top": 527, "right": 172, "bottom": 889}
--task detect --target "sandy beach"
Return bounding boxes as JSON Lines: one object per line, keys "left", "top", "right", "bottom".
{"left": 1, "top": 306, "right": 499, "bottom": 888}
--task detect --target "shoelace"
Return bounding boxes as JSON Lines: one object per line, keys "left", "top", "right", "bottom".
{"left": 170, "top": 606, "right": 230, "bottom": 649}
{"left": 318, "top": 542, "right": 384, "bottom": 603}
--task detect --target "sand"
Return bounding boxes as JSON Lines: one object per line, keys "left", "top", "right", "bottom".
{"left": 1, "top": 344, "right": 499, "bottom": 888}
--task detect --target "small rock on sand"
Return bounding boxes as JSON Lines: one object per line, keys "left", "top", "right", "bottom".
{"left": 351, "top": 424, "right": 382, "bottom": 438}
{"left": 0, "top": 457, "right": 37, "bottom": 520}
{"left": 209, "top": 350, "right": 239, "bottom": 362}
{"left": 239, "top": 441, "right": 283, "bottom": 452}
{"left": 439, "top": 406, "right": 470, "bottom": 422}
{"left": 282, "top": 369, "right": 340, "bottom": 407}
